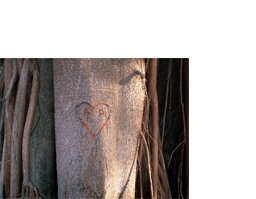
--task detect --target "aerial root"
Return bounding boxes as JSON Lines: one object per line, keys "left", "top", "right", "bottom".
{"left": 20, "top": 184, "right": 43, "bottom": 199}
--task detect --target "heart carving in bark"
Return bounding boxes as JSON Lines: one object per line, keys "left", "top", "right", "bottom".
{"left": 75, "top": 102, "right": 111, "bottom": 138}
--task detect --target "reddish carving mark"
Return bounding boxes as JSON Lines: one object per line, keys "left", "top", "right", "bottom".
{"left": 75, "top": 102, "right": 111, "bottom": 138}
{"left": 99, "top": 109, "right": 104, "bottom": 115}
{"left": 83, "top": 108, "right": 90, "bottom": 116}
{"left": 82, "top": 120, "right": 96, "bottom": 138}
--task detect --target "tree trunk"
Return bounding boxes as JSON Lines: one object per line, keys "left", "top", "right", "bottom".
{"left": 53, "top": 58, "right": 145, "bottom": 198}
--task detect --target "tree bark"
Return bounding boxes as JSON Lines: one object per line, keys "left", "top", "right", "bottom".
{"left": 3, "top": 59, "right": 17, "bottom": 198}
{"left": 53, "top": 58, "right": 146, "bottom": 198}
{"left": 10, "top": 59, "right": 30, "bottom": 198}
{"left": 22, "top": 67, "right": 39, "bottom": 188}
{"left": 148, "top": 58, "right": 159, "bottom": 199}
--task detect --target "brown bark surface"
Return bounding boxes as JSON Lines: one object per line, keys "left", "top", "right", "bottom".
{"left": 53, "top": 59, "right": 146, "bottom": 198}
{"left": 10, "top": 59, "right": 30, "bottom": 198}
{"left": 22, "top": 67, "right": 39, "bottom": 186}
{"left": 3, "top": 59, "right": 17, "bottom": 198}
{"left": 148, "top": 58, "right": 159, "bottom": 198}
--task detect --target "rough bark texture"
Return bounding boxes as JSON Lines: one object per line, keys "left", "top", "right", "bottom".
{"left": 53, "top": 58, "right": 145, "bottom": 198}
{"left": 30, "top": 59, "right": 57, "bottom": 198}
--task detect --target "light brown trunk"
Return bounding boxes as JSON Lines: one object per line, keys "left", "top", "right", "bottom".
{"left": 53, "top": 58, "right": 146, "bottom": 198}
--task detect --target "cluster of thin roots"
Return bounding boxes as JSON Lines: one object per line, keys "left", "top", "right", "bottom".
{"left": 0, "top": 59, "right": 42, "bottom": 198}
{"left": 19, "top": 186, "right": 43, "bottom": 199}
{"left": 136, "top": 58, "right": 171, "bottom": 199}
{"left": 136, "top": 58, "right": 187, "bottom": 199}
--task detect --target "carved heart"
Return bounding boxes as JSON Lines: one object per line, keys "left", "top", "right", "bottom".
{"left": 75, "top": 102, "right": 111, "bottom": 138}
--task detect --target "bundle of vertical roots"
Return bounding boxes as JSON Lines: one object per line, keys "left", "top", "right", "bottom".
{"left": 136, "top": 58, "right": 172, "bottom": 199}
{"left": 0, "top": 59, "right": 42, "bottom": 198}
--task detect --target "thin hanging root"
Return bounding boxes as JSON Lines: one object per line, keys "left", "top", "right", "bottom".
{"left": 148, "top": 58, "right": 159, "bottom": 198}
{"left": 161, "top": 58, "right": 172, "bottom": 146}
{"left": 1, "top": 59, "right": 17, "bottom": 155}
{"left": 158, "top": 131, "right": 172, "bottom": 198}
{"left": 10, "top": 59, "right": 31, "bottom": 198}
{"left": 158, "top": 159, "right": 172, "bottom": 198}
{"left": 179, "top": 58, "right": 187, "bottom": 199}
{"left": 17, "top": 59, "right": 24, "bottom": 75}
{"left": 0, "top": 123, "right": 7, "bottom": 198}
{"left": 139, "top": 90, "right": 149, "bottom": 165}
{"left": 137, "top": 156, "right": 143, "bottom": 199}
{"left": 1, "top": 59, "right": 18, "bottom": 198}
{"left": 3, "top": 59, "right": 16, "bottom": 198}
{"left": 158, "top": 145, "right": 172, "bottom": 198}
{"left": 4, "top": 59, "right": 18, "bottom": 104}
{"left": 139, "top": 131, "right": 154, "bottom": 199}
{"left": 21, "top": 61, "right": 41, "bottom": 199}
{"left": 0, "top": 100, "right": 5, "bottom": 198}
{"left": 20, "top": 185, "right": 43, "bottom": 199}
